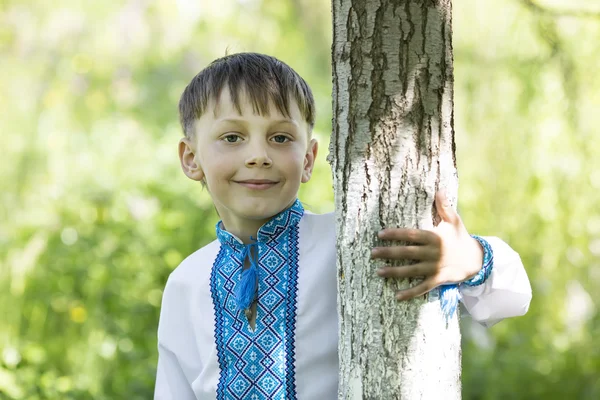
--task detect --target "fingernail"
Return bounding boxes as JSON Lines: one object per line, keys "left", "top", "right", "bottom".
{"left": 378, "top": 230, "right": 385, "bottom": 238}
{"left": 396, "top": 293, "right": 404, "bottom": 301}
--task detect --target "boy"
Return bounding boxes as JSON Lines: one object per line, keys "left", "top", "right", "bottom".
{"left": 154, "top": 52, "right": 532, "bottom": 399}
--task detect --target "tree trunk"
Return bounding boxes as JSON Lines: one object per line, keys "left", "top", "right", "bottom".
{"left": 329, "top": 1, "right": 461, "bottom": 399}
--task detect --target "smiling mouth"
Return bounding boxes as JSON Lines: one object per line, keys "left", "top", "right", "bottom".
{"left": 235, "top": 180, "right": 279, "bottom": 190}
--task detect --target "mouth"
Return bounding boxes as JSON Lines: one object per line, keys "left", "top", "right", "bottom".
{"left": 234, "top": 179, "right": 279, "bottom": 190}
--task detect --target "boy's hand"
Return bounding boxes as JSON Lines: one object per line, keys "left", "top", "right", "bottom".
{"left": 371, "top": 191, "right": 484, "bottom": 301}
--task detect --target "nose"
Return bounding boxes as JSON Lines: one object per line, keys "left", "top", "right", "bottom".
{"left": 245, "top": 141, "right": 272, "bottom": 168}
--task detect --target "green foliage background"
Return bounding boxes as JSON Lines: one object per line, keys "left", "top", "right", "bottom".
{"left": 1, "top": 0, "right": 599, "bottom": 398}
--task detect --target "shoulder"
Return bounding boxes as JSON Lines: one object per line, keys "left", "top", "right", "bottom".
{"left": 301, "top": 210, "right": 335, "bottom": 225}
{"left": 165, "top": 239, "right": 220, "bottom": 292}
{"left": 158, "top": 240, "right": 220, "bottom": 342}
{"left": 300, "top": 210, "right": 336, "bottom": 242}
{"left": 302, "top": 210, "right": 335, "bottom": 222}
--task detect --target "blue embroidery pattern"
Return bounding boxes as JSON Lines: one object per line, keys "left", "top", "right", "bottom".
{"left": 210, "top": 200, "right": 304, "bottom": 400}
{"left": 462, "top": 235, "right": 494, "bottom": 287}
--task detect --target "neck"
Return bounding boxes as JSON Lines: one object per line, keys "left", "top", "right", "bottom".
{"left": 215, "top": 198, "right": 299, "bottom": 244}
{"left": 219, "top": 217, "right": 268, "bottom": 244}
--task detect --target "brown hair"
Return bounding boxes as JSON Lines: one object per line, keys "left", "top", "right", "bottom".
{"left": 178, "top": 52, "right": 315, "bottom": 137}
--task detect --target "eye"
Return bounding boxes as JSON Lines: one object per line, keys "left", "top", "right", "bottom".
{"left": 222, "top": 134, "right": 242, "bottom": 143}
{"left": 271, "top": 134, "right": 291, "bottom": 144}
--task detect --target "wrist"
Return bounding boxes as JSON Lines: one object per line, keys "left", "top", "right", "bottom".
{"left": 465, "top": 236, "right": 484, "bottom": 280}
{"left": 462, "top": 235, "right": 494, "bottom": 287}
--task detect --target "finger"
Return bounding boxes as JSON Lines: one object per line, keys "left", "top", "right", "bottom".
{"left": 371, "top": 246, "right": 435, "bottom": 261}
{"left": 396, "top": 278, "right": 438, "bottom": 301}
{"left": 435, "top": 190, "right": 460, "bottom": 226}
{"left": 376, "top": 262, "right": 437, "bottom": 279}
{"left": 378, "top": 228, "right": 438, "bottom": 245}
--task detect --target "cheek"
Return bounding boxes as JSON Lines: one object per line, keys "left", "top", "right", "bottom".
{"left": 277, "top": 150, "right": 305, "bottom": 173}
{"left": 199, "top": 147, "right": 235, "bottom": 174}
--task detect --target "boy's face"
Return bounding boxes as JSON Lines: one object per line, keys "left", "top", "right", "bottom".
{"left": 179, "top": 87, "right": 318, "bottom": 233}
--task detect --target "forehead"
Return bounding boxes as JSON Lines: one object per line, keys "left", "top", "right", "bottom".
{"left": 211, "top": 87, "right": 301, "bottom": 120}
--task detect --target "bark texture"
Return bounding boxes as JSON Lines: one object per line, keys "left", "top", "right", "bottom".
{"left": 329, "top": 0, "right": 461, "bottom": 399}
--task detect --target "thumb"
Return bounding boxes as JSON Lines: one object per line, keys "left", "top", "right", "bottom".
{"left": 435, "top": 190, "right": 460, "bottom": 225}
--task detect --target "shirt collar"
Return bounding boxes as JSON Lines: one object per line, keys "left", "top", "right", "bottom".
{"left": 215, "top": 199, "right": 304, "bottom": 250}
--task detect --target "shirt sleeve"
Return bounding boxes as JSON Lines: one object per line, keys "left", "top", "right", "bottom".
{"left": 154, "top": 276, "right": 197, "bottom": 400}
{"left": 459, "top": 236, "right": 532, "bottom": 327}
{"left": 154, "top": 343, "right": 197, "bottom": 400}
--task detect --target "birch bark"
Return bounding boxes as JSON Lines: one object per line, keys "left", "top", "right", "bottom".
{"left": 329, "top": 1, "right": 461, "bottom": 398}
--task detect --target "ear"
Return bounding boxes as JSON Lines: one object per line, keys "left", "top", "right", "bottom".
{"left": 179, "top": 138, "right": 205, "bottom": 182}
{"left": 301, "top": 138, "right": 318, "bottom": 183}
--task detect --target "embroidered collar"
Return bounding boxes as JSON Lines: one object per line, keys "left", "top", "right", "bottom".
{"left": 215, "top": 199, "right": 304, "bottom": 250}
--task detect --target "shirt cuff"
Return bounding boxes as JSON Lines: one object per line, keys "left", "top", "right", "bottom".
{"left": 462, "top": 235, "right": 494, "bottom": 287}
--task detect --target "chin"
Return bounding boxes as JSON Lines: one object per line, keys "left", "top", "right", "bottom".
{"left": 239, "top": 201, "right": 290, "bottom": 221}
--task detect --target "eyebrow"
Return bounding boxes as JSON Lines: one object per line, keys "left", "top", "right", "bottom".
{"left": 215, "top": 117, "right": 299, "bottom": 127}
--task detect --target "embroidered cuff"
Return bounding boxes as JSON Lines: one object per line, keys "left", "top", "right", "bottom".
{"left": 462, "top": 235, "right": 493, "bottom": 287}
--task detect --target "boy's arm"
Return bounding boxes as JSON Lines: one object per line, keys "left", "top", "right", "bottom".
{"left": 459, "top": 236, "right": 532, "bottom": 327}
{"left": 155, "top": 344, "right": 196, "bottom": 400}
{"left": 154, "top": 277, "right": 197, "bottom": 400}
{"left": 372, "top": 191, "right": 532, "bottom": 327}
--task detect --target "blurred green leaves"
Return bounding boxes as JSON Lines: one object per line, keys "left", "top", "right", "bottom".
{"left": 455, "top": 1, "right": 600, "bottom": 399}
{"left": 1, "top": 0, "right": 599, "bottom": 398}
